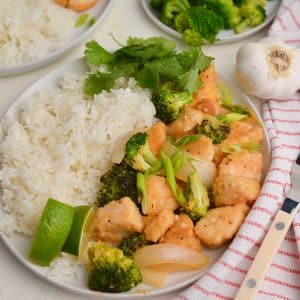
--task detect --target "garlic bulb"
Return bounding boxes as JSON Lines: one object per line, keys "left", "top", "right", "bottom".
{"left": 236, "top": 37, "right": 300, "bottom": 99}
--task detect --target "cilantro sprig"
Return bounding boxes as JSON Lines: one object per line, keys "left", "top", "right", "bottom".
{"left": 83, "top": 36, "right": 213, "bottom": 96}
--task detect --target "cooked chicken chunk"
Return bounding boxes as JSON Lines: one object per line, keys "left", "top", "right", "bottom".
{"left": 91, "top": 197, "right": 143, "bottom": 244}
{"left": 144, "top": 209, "right": 175, "bottom": 242}
{"left": 213, "top": 151, "right": 263, "bottom": 207}
{"left": 192, "top": 65, "right": 228, "bottom": 116}
{"left": 213, "top": 174, "right": 261, "bottom": 206}
{"left": 194, "top": 204, "right": 249, "bottom": 248}
{"left": 146, "top": 175, "right": 179, "bottom": 215}
{"left": 149, "top": 122, "right": 167, "bottom": 157}
{"left": 161, "top": 214, "right": 202, "bottom": 251}
{"left": 184, "top": 135, "right": 214, "bottom": 162}
{"left": 214, "top": 120, "right": 264, "bottom": 164}
{"left": 218, "top": 151, "right": 263, "bottom": 182}
{"left": 167, "top": 106, "right": 204, "bottom": 138}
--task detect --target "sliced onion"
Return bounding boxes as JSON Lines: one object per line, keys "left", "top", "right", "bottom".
{"left": 191, "top": 159, "right": 216, "bottom": 187}
{"left": 134, "top": 244, "right": 210, "bottom": 272}
{"left": 175, "top": 157, "right": 216, "bottom": 187}
{"left": 140, "top": 267, "right": 168, "bottom": 287}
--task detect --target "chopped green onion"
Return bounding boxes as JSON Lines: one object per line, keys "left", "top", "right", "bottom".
{"left": 175, "top": 134, "right": 201, "bottom": 147}
{"left": 221, "top": 142, "right": 259, "bottom": 153}
{"left": 217, "top": 112, "right": 246, "bottom": 123}
{"left": 136, "top": 173, "right": 148, "bottom": 214}
{"left": 88, "top": 17, "right": 96, "bottom": 28}
{"left": 75, "top": 13, "right": 89, "bottom": 28}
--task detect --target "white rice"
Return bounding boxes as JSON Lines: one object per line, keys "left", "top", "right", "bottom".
{"left": 0, "top": 0, "right": 75, "bottom": 67}
{"left": 0, "top": 74, "right": 155, "bottom": 236}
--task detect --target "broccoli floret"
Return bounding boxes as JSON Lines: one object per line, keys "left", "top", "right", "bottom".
{"left": 124, "top": 132, "right": 157, "bottom": 172}
{"left": 150, "top": 0, "right": 166, "bottom": 11}
{"left": 195, "top": 0, "right": 241, "bottom": 29}
{"left": 161, "top": 0, "right": 190, "bottom": 28}
{"left": 152, "top": 82, "right": 192, "bottom": 124}
{"left": 184, "top": 172, "right": 209, "bottom": 221}
{"left": 97, "top": 161, "right": 138, "bottom": 207}
{"left": 197, "top": 119, "right": 230, "bottom": 144}
{"left": 118, "top": 233, "right": 150, "bottom": 257}
{"left": 235, "top": 4, "right": 266, "bottom": 33}
{"left": 87, "top": 242, "right": 142, "bottom": 292}
{"left": 175, "top": 6, "right": 224, "bottom": 45}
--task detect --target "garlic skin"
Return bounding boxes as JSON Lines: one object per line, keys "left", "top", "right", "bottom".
{"left": 236, "top": 37, "right": 300, "bottom": 100}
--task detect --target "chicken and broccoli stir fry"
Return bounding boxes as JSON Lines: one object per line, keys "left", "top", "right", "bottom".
{"left": 29, "top": 37, "right": 264, "bottom": 293}
{"left": 83, "top": 62, "right": 264, "bottom": 292}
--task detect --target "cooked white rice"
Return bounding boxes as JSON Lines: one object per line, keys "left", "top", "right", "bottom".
{"left": 0, "top": 0, "right": 75, "bottom": 67}
{"left": 0, "top": 74, "right": 155, "bottom": 236}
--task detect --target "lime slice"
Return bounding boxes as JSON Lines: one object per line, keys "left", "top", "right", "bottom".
{"left": 29, "top": 198, "right": 74, "bottom": 266}
{"left": 62, "top": 205, "right": 94, "bottom": 259}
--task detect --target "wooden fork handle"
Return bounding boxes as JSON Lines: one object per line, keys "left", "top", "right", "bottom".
{"left": 235, "top": 210, "right": 293, "bottom": 300}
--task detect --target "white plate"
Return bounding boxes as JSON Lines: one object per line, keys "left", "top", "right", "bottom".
{"left": 0, "top": 0, "right": 114, "bottom": 77}
{"left": 0, "top": 58, "right": 271, "bottom": 298}
{"left": 141, "top": 0, "right": 281, "bottom": 44}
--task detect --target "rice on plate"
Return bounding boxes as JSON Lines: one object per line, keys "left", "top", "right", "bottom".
{"left": 0, "top": 0, "right": 75, "bottom": 67}
{"left": 0, "top": 74, "right": 155, "bottom": 236}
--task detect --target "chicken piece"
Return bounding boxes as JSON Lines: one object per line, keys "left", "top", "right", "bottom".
{"left": 144, "top": 209, "right": 175, "bottom": 242}
{"left": 91, "top": 197, "right": 143, "bottom": 244}
{"left": 160, "top": 214, "right": 202, "bottom": 251}
{"left": 214, "top": 120, "right": 264, "bottom": 164}
{"left": 218, "top": 151, "right": 263, "bottom": 182}
{"left": 184, "top": 135, "right": 215, "bottom": 162}
{"left": 167, "top": 106, "right": 204, "bottom": 138}
{"left": 213, "top": 174, "right": 261, "bottom": 207}
{"left": 148, "top": 122, "right": 167, "bottom": 157}
{"left": 55, "top": 0, "right": 97, "bottom": 11}
{"left": 194, "top": 203, "right": 249, "bottom": 248}
{"left": 213, "top": 151, "right": 263, "bottom": 206}
{"left": 192, "top": 65, "right": 227, "bottom": 116}
{"left": 146, "top": 175, "right": 179, "bottom": 215}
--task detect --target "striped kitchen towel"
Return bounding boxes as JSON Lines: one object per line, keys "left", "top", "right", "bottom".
{"left": 175, "top": 1, "right": 300, "bottom": 299}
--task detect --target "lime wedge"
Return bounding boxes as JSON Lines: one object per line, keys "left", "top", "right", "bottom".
{"left": 62, "top": 205, "right": 94, "bottom": 259}
{"left": 29, "top": 198, "right": 74, "bottom": 266}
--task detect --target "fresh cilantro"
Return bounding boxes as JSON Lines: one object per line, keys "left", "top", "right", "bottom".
{"left": 114, "top": 37, "right": 176, "bottom": 61}
{"left": 178, "top": 48, "right": 213, "bottom": 94}
{"left": 84, "top": 40, "right": 113, "bottom": 66}
{"left": 146, "top": 56, "right": 184, "bottom": 80}
{"left": 83, "top": 72, "right": 115, "bottom": 96}
{"left": 75, "top": 13, "right": 89, "bottom": 28}
{"left": 135, "top": 66, "right": 159, "bottom": 93}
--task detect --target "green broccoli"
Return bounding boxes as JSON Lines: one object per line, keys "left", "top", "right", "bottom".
{"left": 160, "top": 0, "right": 190, "bottom": 28}
{"left": 87, "top": 242, "right": 142, "bottom": 292}
{"left": 175, "top": 6, "right": 224, "bottom": 45}
{"left": 197, "top": 118, "right": 231, "bottom": 144}
{"left": 184, "top": 172, "right": 209, "bottom": 221}
{"left": 195, "top": 0, "right": 241, "bottom": 29}
{"left": 151, "top": 82, "right": 193, "bottom": 124}
{"left": 124, "top": 132, "right": 158, "bottom": 172}
{"left": 235, "top": 3, "right": 266, "bottom": 33}
{"left": 97, "top": 161, "right": 138, "bottom": 207}
{"left": 118, "top": 233, "right": 151, "bottom": 257}
{"left": 150, "top": 0, "right": 166, "bottom": 11}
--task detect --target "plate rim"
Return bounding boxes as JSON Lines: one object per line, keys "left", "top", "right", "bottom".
{"left": 0, "top": 0, "right": 115, "bottom": 77}
{"left": 141, "top": 0, "right": 281, "bottom": 44}
{"left": 0, "top": 57, "right": 271, "bottom": 298}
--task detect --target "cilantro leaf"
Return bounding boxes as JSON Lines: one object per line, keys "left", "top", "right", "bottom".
{"left": 112, "top": 62, "right": 139, "bottom": 79}
{"left": 175, "top": 47, "right": 199, "bottom": 71}
{"left": 146, "top": 56, "right": 184, "bottom": 80}
{"left": 178, "top": 47, "right": 213, "bottom": 94}
{"left": 114, "top": 37, "right": 176, "bottom": 61}
{"left": 135, "top": 66, "right": 159, "bottom": 93}
{"left": 83, "top": 72, "right": 115, "bottom": 95}
{"left": 84, "top": 40, "right": 113, "bottom": 66}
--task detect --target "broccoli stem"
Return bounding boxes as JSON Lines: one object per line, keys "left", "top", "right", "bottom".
{"left": 136, "top": 172, "right": 148, "bottom": 215}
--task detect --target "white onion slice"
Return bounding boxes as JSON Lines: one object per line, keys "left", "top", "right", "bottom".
{"left": 134, "top": 244, "right": 209, "bottom": 272}
{"left": 140, "top": 267, "right": 168, "bottom": 287}
{"left": 175, "top": 158, "right": 216, "bottom": 187}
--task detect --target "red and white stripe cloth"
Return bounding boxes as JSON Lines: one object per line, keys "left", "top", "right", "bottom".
{"left": 175, "top": 1, "right": 300, "bottom": 299}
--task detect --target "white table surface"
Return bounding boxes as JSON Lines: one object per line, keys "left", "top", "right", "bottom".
{"left": 0, "top": 1, "right": 268, "bottom": 299}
